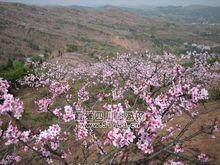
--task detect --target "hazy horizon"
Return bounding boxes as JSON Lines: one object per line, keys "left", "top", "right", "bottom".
{"left": 1, "top": 0, "right": 220, "bottom": 7}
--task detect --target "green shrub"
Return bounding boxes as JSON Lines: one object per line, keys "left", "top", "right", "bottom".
{"left": 97, "top": 44, "right": 117, "bottom": 52}
{"left": 32, "top": 114, "right": 54, "bottom": 126}
{"left": 66, "top": 44, "right": 78, "bottom": 52}
{"left": 182, "top": 60, "right": 195, "bottom": 68}
{"left": 0, "top": 59, "right": 29, "bottom": 82}
{"left": 28, "top": 41, "right": 39, "bottom": 50}
{"left": 30, "top": 55, "right": 43, "bottom": 63}
{"left": 13, "top": 50, "right": 25, "bottom": 58}
{"left": 207, "top": 58, "right": 220, "bottom": 65}
{"left": 22, "top": 110, "right": 31, "bottom": 120}
{"left": 44, "top": 47, "right": 52, "bottom": 57}
{"left": 0, "top": 66, "right": 28, "bottom": 82}
{"left": 6, "top": 58, "right": 13, "bottom": 69}
{"left": 210, "top": 47, "right": 220, "bottom": 54}
{"left": 208, "top": 88, "right": 220, "bottom": 101}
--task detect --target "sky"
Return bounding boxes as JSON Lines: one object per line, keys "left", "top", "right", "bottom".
{"left": 1, "top": 0, "right": 220, "bottom": 7}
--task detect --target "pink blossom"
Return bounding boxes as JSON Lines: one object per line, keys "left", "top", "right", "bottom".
{"left": 46, "top": 158, "right": 53, "bottom": 164}
{"left": 173, "top": 65, "right": 184, "bottom": 77}
{"left": 49, "top": 81, "right": 70, "bottom": 98}
{"left": 174, "top": 143, "right": 184, "bottom": 153}
{"left": 137, "top": 142, "right": 154, "bottom": 154}
{"left": 97, "top": 92, "right": 109, "bottom": 101}
{"left": 198, "top": 153, "right": 209, "bottom": 162}
{"left": 50, "top": 141, "right": 59, "bottom": 150}
{"left": 3, "top": 121, "right": 20, "bottom": 145}
{"left": 189, "top": 86, "right": 208, "bottom": 102}
{"left": 78, "top": 86, "right": 89, "bottom": 102}
{"left": 41, "top": 148, "right": 50, "bottom": 157}
{"left": 107, "top": 128, "right": 135, "bottom": 147}
{"left": 112, "top": 87, "right": 125, "bottom": 100}
{"left": 53, "top": 108, "right": 62, "bottom": 117}
{"left": 61, "top": 150, "right": 67, "bottom": 159}
{"left": 140, "top": 92, "right": 153, "bottom": 104}
{"left": 0, "top": 94, "right": 24, "bottom": 119}
{"left": 63, "top": 105, "right": 75, "bottom": 122}
{"left": 75, "top": 125, "right": 88, "bottom": 140}
{"left": 124, "top": 99, "right": 131, "bottom": 109}
{"left": 37, "top": 124, "right": 61, "bottom": 142}
{"left": 0, "top": 155, "right": 21, "bottom": 165}
{"left": 164, "top": 159, "right": 184, "bottom": 165}
{"left": 20, "top": 130, "right": 31, "bottom": 142}
{"left": 0, "top": 78, "right": 9, "bottom": 95}
{"left": 66, "top": 94, "right": 72, "bottom": 101}
{"left": 35, "top": 98, "right": 53, "bottom": 112}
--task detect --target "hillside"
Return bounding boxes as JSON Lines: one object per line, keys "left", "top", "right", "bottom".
{"left": 0, "top": 2, "right": 220, "bottom": 63}
{"left": 0, "top": 2, "right": 157, "bottom": 62}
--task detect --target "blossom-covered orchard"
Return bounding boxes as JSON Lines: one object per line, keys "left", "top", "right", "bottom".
{"left": 0, "top": 51, "right": 220, "bottom": 164}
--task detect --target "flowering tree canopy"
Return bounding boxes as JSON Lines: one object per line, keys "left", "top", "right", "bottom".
{"left": 0, "top": 52, "right": 219, "bottom": 164}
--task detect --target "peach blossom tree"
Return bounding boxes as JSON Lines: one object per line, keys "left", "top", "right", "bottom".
{"left": 0, "top": 52, "right": 219, "bottom": 164}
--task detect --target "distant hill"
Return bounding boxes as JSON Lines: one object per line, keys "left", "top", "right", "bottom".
{"left": 0, "top": 2, "right": 156, "bottom": 62}
{"left": 0, "top": 2, "right": 220, "bottom": 63}
{"left": 124, "top": 5, "right": 220, "bottom": 23}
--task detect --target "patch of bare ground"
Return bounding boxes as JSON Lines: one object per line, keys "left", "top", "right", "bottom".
{"left": 111, "top": 36, "right": 146, "bottom": 50}
{"left": 50, "top": 53, "right": 84, "bottom": 66}
{"left": 165, "top": 100, "right": 220, "bottom": 165}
